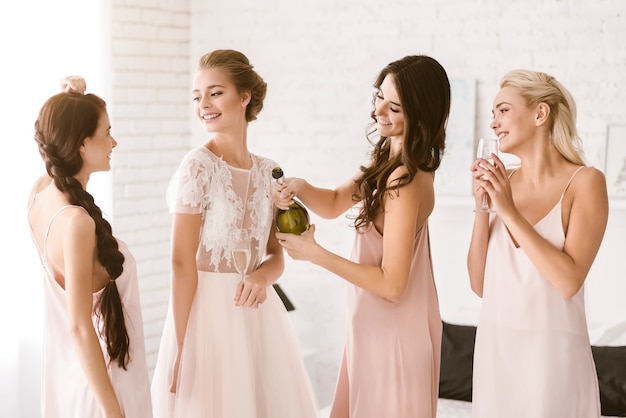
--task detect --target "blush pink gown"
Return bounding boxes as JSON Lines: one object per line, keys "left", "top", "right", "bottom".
{"left": 472, "top": 167, "right": 601, "bottom": 418}
{"left": 330, "top": 223, "right": 442, "bottom": 418}
{"left": 151, "top": 147, "right": 318, "bottom": 418}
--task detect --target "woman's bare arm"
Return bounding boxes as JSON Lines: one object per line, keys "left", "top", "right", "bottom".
{"left": 63, "top": 210, "right": 123, "bottom": 418}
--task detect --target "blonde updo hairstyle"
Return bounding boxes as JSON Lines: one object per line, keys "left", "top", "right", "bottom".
{"left": 198, "top": 49, "right": 267, "bottom": 122}
{"left": 499, "top": 69, "right": 585, "bottom": 165}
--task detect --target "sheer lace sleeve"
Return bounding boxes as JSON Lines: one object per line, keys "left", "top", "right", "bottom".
{"left": 167, "top": 149, "right": 211, "bottom": 214}
{"left": 166, "top": 148, "right": 280, "bottom": 272}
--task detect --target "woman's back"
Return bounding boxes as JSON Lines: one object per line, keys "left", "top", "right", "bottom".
{"left": 28, "top": 178, "right": 153, "bottom": 418}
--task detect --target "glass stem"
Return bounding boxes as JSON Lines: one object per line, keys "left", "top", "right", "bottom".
{"left": 482, "top": 194, "right": 489, "bottom": 209}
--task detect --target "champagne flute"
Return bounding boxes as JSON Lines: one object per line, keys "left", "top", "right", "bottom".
{"left": 231, "top": 230, "right": 251, "bottom": 281}
{"left": 474, "top": 138, "right": 499, "bottom": 213}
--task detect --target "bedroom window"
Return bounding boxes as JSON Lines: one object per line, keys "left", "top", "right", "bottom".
{"left": 0, "top": 1, "right": 108, "bottom": 416}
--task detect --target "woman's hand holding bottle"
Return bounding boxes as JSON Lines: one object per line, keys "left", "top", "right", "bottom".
{"left": 276, "top": 224, "right": 318, "bottom": 262}
{"left": 271, "top": 168, "right": 310, "bottom": 235}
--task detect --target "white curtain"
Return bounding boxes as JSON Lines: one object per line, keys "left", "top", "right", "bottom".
{"left": 0, "top": 1, "right": 107, "bottom": 416}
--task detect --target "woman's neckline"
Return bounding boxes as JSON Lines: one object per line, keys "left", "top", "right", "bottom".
{"left": 200, "top": 146, "right": 254, "bottom": 171}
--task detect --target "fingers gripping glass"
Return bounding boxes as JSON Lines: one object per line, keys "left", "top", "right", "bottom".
{"left": 474, "top": 138, "right": 499, "bottom": 213}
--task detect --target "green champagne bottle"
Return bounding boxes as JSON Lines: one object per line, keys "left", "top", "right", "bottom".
{"left": 271, "top": 167, "right": 310, "bottom": 235}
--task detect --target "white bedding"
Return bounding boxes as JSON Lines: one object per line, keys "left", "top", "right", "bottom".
{"left": 436, "top": 398, "right": 617, "bottom": 418}
{"left": 318, "top": 319, "right": 626, "bottom": 418}
{"left": 322, "top": 398, "right": 617, "bottom": 417}
{"left": 319, "top": 399, "right": 473, "bottom": 417}
{"left": 437, "top": 398, "right": 472, "bottom": 417}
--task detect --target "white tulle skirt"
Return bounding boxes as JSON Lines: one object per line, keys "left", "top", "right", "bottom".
{"left": 151, "top": 271, "right": 319, "bottom": 418}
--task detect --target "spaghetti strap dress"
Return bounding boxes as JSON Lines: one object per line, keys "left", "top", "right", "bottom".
{"left": 151, "top": 147, "right": 318, "bottom": 418}
{"left": 472, "top": 167, "right": 601, "bottom": 418}
{"left": 330, "top": 222, "right": 442, "bottom": 418}
{"left": 31, "top": 205, "right": 152, "bottom": 418}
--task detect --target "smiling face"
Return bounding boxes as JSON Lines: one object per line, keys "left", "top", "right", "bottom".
{"left": 192, "top": 67, "right": 250, "bottom": 134}
{"left": 490, "top": 85, "right": 539, "bottom": 155}
{"left": 81, "top": 111, "right": 117, "bottom": 174}
{"left": 374, "top": 74, "right": 405, "bottom": 142}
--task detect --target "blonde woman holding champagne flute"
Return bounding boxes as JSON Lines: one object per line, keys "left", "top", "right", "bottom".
{"left": 467, "top": 69, "right": 608, "bottom": 418}
{"left": 474, "top": 138, "right": 499, "bottom": 213}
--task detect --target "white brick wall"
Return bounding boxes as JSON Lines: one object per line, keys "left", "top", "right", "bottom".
{"left": 106, "top": 0, "right": 626, "bottom": 409}
{"left": 187, "top": 0, "right": 626, "bottom": 408}
{"left": 109, "top": 0, "right": 192, "bottom": 372}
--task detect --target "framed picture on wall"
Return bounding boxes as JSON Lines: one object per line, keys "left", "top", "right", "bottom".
{"left": 605, "top": 125, "right": 626, "bottom": 199}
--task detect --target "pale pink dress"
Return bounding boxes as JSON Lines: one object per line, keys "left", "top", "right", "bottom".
{"left": 472, "top": 167, "right": 601, "bottom": 418}
{"left": 330, "top": 223, "right": 442, "bottom": 418}
{"left": 32, "top": 205, "right": 152, "bottom": 418}
{"left": 151, "top": 147, "right": 318, "bottom": 418}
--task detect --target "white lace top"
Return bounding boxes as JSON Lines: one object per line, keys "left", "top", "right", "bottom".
{"left": 167, "top": 147, "right": 278, "bottom": 273}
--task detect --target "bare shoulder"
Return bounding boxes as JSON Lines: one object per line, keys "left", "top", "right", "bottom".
{"left": 387, "top": 166, "right": 433, "bottom": 188}
{"left": 32, "top": 174, "right": 53, "bottom": 192}
{"left": 57, "top": 206, "right": 95, "bottom": 239}
{"left": 387, "top": 166, "right": 434, "bottom": 206}
{"left": 386, "top": 165, "right": 407, "bottom": 187}
{"left": 571, "top": 166, "right": 607, "bottom": 192}
{"left": 568, "top": 166, "right": 608, "bottom": 213}
{"left": 27, "top": 174, "right": 53, "bottom": 207}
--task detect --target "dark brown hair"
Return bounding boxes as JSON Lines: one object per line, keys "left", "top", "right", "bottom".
{"left": 34, "top": 92, "right": 129, "bottom": 369}
{"left": 198, "top": 49, "right": 267, "bottom": 122}
{"left": 353, "top": 55, "right": 451, "bottom": 230}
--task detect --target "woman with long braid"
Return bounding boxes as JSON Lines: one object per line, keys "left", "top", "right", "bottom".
{"left": 27, "top": 80, "right": 152, "bottom": 418}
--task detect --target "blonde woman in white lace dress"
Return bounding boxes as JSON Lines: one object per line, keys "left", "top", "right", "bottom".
{"left": 150, "top": 50, "right": 318, "bottom": 418}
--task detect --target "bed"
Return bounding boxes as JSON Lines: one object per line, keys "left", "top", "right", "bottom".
{"left": 320, "top": 321, "right": 626, "bottom": 418}
{"left": 438, "top": 321, "right": 626, "bottom": 418}
{"left": 319, "top": 398, "right": 473, "bottom": 418}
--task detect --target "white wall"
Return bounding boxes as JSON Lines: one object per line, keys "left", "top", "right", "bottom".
{"left": 187, "top": 0, "right": 626, "bottom": 407}
{"left": 1, "top": 1, "right": 110, "bottom": 416}
{"left": 108, "top": 0, "right": 192, "bottom": 370}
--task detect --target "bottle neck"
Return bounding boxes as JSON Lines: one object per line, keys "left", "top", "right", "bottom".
{"left": 272, "top": 175, "right": 284, "bottom": 191}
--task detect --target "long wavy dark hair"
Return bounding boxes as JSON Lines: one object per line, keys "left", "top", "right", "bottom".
{"left": 353, "top": 55, "right": 451, "bottom": 230}
{"left": 34, "top": 92, "right": 129, "bottom": 369}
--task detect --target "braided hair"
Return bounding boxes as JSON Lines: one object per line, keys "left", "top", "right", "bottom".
{"left": 34, "top": 92, "right": 129, "bottom": 369}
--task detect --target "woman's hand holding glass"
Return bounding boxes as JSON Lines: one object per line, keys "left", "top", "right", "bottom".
{"left": 473, "top": 138, "right": 499, "bottom": 213}
{"left": 232, "top": 231, "right": 266, "bottom": 308}
{"left": 234, "top": 276, "right": 266, "bottom": 309}
{"left": 472, "top": 151, "right": 515, "bottom": 218}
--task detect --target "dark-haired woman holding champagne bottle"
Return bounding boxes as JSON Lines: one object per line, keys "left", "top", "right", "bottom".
{"left": 273, "top": 55, "right": 451, "bottom": 418}
{"left": 272, "top": 167, "right": 310, "bottom": 235}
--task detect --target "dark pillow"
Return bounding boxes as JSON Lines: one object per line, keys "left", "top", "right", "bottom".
{"left": 439, "top": 321, "right": 476, "bottom": 402}
{"left": 438, "top": 322, "right": 626, "bottom": 414}
{"left": 592, "top": 345, "right": 626, "bottom": 417}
